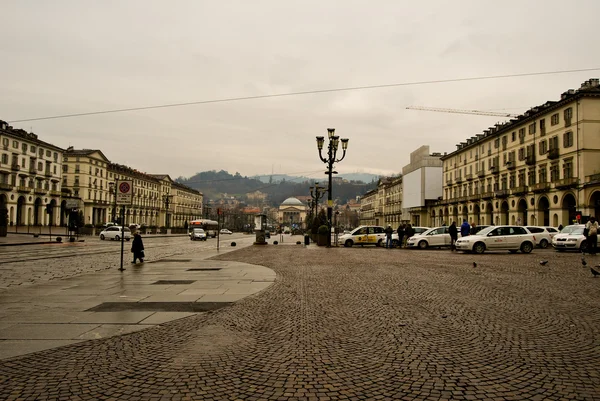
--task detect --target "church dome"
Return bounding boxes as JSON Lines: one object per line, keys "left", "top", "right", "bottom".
{"left": 281, "top": 197, "right": 304, "bottom": 206}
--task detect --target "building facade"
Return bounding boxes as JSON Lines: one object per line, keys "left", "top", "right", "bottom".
{"left": 278, "top": 197, "right": 307, "bottom": 228}
{"left": 1, "top": 121, "right": 64, "bottom": 229}
{"left": 439, "top": 79, "right": 600, "bottom": 227}
{"left": 402, "top": 146, "right": 443, "bottom": 226}
{"left": 359, "top": 189, "right": 377, "bottom": 226}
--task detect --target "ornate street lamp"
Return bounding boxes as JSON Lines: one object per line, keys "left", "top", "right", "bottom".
{"left": 316, "top": 128, "right": 349, "bottom": 247}
{"left": 309, "top": 182, "right": 326, "bottom": 226}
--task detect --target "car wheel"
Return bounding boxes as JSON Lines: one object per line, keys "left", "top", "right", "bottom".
{"left": 520, "top": 242, "right": 533, "bottom": 254}
{"left": 539, "top": 239, "right": 549, "bottom": 249}
{"left": 392, "top": 239, "right": 399, "bottom": 248}
{"left": 100, "top": 234, "right": 105, "bottom": 240}
{"left": 418, "top": 240, "right": 428, "bottom": 250}
{"left": 115, "top": 235, "right": 120, "bottom": 241}
{"left": 377, "top": 239, "right": 383, "bottom": 247}
{"left": 473, "top": 242, "right": 485, "bottom": 254}
{"left": 344, "top": 240, "right": 353, "bottom": 247}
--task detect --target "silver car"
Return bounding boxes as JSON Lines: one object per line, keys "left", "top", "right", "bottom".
{"left": 99, "top": 226, "right": 131, "bottom": 241}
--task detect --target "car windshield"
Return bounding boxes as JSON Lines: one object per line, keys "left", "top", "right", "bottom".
{"left": 568, "top": 227, "right": 585, "bottom": 235}
{"left": 561, "top": 225, "right": 582, "bottom": 234}
{"left": 476, "top": 226, "right": 495, "bottom": 236}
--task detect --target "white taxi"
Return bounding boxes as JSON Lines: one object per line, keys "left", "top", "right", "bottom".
{"left": 455, "top": 225, "right": 536, "bottom": 254}
{"left": 339, "top": 226, "right": 386, "bottom": 247}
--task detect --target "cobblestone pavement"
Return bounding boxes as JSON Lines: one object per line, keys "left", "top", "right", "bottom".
{"left": 0, "top": 235, "right": 247, "bottom": 290}
{"left": 1, "top": 246, "right": 599, "bottom": 400}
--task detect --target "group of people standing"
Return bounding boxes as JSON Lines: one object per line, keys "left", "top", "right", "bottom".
{"left": 448, "top": 219, "right": 474, "bottom": 251}
{"left": 585, "top": 216, "right": 598, "bottom": 255}
{"left": 384, "top": 223, "right": 416, "bottom": 248}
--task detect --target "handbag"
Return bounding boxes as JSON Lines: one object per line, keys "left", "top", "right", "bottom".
{"left": 583, "top": 228, "right": 589, "bottom": 237}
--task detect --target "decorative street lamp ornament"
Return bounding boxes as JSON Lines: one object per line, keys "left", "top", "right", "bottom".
{"left": 315, "top": 128, "right": 349, "bottom": 247}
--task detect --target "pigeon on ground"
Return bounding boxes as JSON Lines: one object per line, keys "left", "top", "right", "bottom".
{"left": 540, "top": 260, "right": 548, "bottom": 266}
{"left": 473, "top": 262, "right": 477, "bottom": 268}
{"left": 590, "top": 267, "right": 600, "bottom": 277}
{"left": 582, "top": 258, "right": 587, "bottom": 266}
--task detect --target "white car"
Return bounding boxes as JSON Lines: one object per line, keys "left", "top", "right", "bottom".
{"left": 339, "top": 225, "right": 387, "bottom": 247}
{"left": 392, "top": 226, "right": 430, "bottom": 247}
{"left": 406, "top": 226, "right": 452, "bottom": 249}
{"left": 191, "top": 228, "right": 207, "bottom": 241}
{"left": 551, "top": 224, "right": 587, "bottom": 252}
{"left": 525, "top": 226, "right": 556, "bottom": 249}
{"left": 99, "top": 226, "right": 131, "bottom": 241}
{"left": 455, "top": 225, "right": 536, "bottom": 254}
{"left": 219, "top": 229, "right": 233, "bottom": 235}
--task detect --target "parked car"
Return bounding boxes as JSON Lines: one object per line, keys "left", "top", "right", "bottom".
{"left": 392, "top": 226, "right": 430, "bottom": 246}
{"left": 99, "top": 226, "right": 131, "bottom": 241}
{"left": 525, "top": 226, "right": 555, "bottom": 249}
{"left": 406, "top": 226, "right": 452, "bottom": 249}
{"left": 551, "top": 224, "right": 587, "bottom": 252}
{"left": 455, "top": 225, "right": 536, "bottom": 254}
{"left": 339, "top": 225, "right": 387, "bottom": 247}
{"left": 470, "top": 225, "right": 493, "bottom": 235}
{"left": 190, "top": 228, "right": 207, "bottom": 241}
{"left": 219, "top": 229, "right": 233, "bottom": 235}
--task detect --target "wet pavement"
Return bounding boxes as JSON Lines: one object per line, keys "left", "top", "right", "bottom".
{"left": 1, "top": 244, "right": 600, "bottom": 400}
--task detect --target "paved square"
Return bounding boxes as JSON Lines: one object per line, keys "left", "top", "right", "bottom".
{"left": 0, "top": 246, "right": 599, "bottom": 400}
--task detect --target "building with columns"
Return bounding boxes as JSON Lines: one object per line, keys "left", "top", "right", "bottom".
{"left": 439, "top": 78, "right": 600, "bottom": 227}
{"left": 0, "top": 121, "right": 64, "bottom": 229}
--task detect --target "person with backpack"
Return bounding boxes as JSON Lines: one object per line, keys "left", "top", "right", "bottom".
{"left": 585, "top": 216, "right": 598, "bottom": 255}
{"left": 449, "top": 221, "right": 458, "bottom": 251}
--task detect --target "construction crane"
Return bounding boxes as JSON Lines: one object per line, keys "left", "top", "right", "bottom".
{"left": 406, "top": 106, "right": 519, "bottom": 118}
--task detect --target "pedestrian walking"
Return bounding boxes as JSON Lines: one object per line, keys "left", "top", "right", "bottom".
{"left": 449, "top": 221, "right": 458, "bottom": 251}
{"left": 396, "top": 223, "right": 405, "bottom": 249}
{"left": 404, "top": 224, "right": 415, "bottom": 248}
{"left": 385, "top": 224, "right": 394, "bottom": 249}
{"left": 131, "top": 232, "right": 145, "bottom": 264}
{"left": 585, "top": 216, "right": 598, "bottom": 255}
{"left": 460, "top": 219, "right": 471, "bottom": 238}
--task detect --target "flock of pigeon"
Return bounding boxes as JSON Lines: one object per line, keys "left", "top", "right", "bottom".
{"left": 537, "top": 257, "right": 600, "bottom": 277}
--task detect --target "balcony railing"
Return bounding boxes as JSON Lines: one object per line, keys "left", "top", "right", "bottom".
{"left": 490, "top": 166, "right": 500, "bottom": 175}
{"left": 11, "top": 164, "right": 20, "bottom": 171}
{"left": 506, "top": 162, "right": 516, "bottom": 171}
{"left": 511, "top": 186, "right": 528, "bottom": 196}
{"left": 548, "top": 148, "right": 559, "bottom": 159}
{"left": 455, "top": 176, "right": 463, "bottom": 184}
{"left": 34, "top": 188, "right": 47, "bottom": 195}
{"left": 586, "top": 173, "right": 600, "bottom": 184}
{"left": 49, "top": 190, "right": 62, "bottom": 196}
{"left": 17, "top": 186, "right": 30, "bottom": 193}
{"left": 465, "top": 174, "right": 474, "bottom": 181}
{"left": 44, "top": 170, "right": 52, "bottom": 177}
{"left": 477, "top": 170, "right": 485, "bottom": 178}
{"left": 29, "top": 168, "right": 38, "bottom": 175}
{"left": 531, "top": 182, "right": 551, "bottom": 193}
{"left": 0, "top": 183, "right": 12, "bottom": 190}
{"left": 481, "top": 192, "right": 494, "bottom": 200}
{"left": 525, "top": 155, "right": 536, "bottom": 166}
{"left": 554, "top": 177, "right": 579, "bottom": 189}
{"left": 468, "top": 194, "right": 480, "bottom": 201}
{"left": 495, "top": 190, "right": 509, "bottom": 198}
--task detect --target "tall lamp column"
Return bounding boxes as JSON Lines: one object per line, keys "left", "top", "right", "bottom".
{"left": 316, "top": 128, "right": 349, "bottom": 247}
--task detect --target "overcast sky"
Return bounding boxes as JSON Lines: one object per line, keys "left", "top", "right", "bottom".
{"left": 2, "top": 0, "right": 599, "bottom": 181}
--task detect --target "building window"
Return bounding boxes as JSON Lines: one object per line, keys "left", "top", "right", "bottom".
{"left": 518, "top": 170, "right": 526, "bottom": 187}
{"left": 539, "top": 140, "right": 548, "bottom": 155}
{"left": 63, "top": 165, "right": 68, "bottom": 173}
{"left": 30, "top": 146, "right": 36, "bottom": 153}
{"left": 518, "top": 128, "right": 526, "bottom": 144}
{"left": 509, "top": 173, "right": 516, "bottom": 188}
{"left": 502, "top": 136, "right": 507, "bottom": 150}
{"left": 528, "top": 168, "right": 536, "bottom": 186}
{"left": 39, "top": 148, "right": 44, "bottom": 157}
{"left": 550, "top": 163, "right": 560, "bottom": 181}
{"left": 518, "top": 147, "right": 525, "bottom": 161}
{"left": 38, "top": 162, "right": 43, "bottom": 171}
{"left": 511, "top": 132, "right": 516, "bottom": 142}
{"left": 551, "top": 113, "right": 559, "bottom": 126}
{"left": 494, "top": 138, "right": 500, "bottom": 149}
{"left": 539, "top": 165, "right": 547, "bottom": 183}
{"left": 563, "top": 159, "right": 573, "bottom": 179}
{"left": 528, "top": 123, "right": 536, "bottom": 135}
{"left": 563, "top": 131, "right": 573, "bottom": 148}
{"left": 564, "top": 107, "right": 573, "bottom": 127}
{"left": 549, "top": 136, "right": 559, "bottom": 150}
{"left": 13, "top": 140, "right": 19, "bottom": 149}
{"left": 46, "top": 150, "right": 51, "bottom": 157}
{"left": 539, "top": 119, "right": 546, "bottom": 135}
{"left": 1, "top": 154, "right": 7, "bottom": 164}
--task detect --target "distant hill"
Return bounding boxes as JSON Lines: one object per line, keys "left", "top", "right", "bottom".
{"left": 252, "top": 172, "right": 380, "bottom": 184}
{"left": 177, "top": 170, "right": 377, "bottom": 206}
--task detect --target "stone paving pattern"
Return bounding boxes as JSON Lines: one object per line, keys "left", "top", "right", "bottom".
{"left": 1, "top": 246, "right": 600, "bottom": 400}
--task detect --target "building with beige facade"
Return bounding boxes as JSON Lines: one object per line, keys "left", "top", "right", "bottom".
{"left": 278, "top": 197, "right": 307, "bottom": 228}
{"left": 359, "top": 188, "right": 377, "bottom": 226}
{"left": 438, "top": 78, "right": 600, "bottom": 227}
{"left": 0, "top": 121, "right": 64, "bottom": 229}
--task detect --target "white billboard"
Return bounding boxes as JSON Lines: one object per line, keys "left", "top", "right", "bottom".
{"left": 424, "top": 167, "right": 442, "bottom": 201}
{"left": 403, "top": 169, "right": 422, "bottom": 209}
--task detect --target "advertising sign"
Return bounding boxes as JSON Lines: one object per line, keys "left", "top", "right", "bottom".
{"left": 116, "top": 180, "right": 133, "bottom": 205}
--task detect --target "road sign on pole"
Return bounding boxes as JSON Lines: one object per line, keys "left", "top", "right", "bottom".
{"left": 116, "top": 180, "right": 133, "bottom": 205}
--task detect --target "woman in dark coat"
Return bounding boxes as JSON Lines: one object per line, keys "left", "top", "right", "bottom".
{"left": 131, "top": 233, "right": 145, "bottom": 263}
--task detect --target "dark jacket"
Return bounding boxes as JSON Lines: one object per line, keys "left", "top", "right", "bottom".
{"left": 397, "top": 225, "right": 405, "bottom": 238}
{"left": 449, "top": 223, "right": 458, "bottom": 239}
{"left": 385, "top": 226, "right": 393, "bottom": 238}
{"left": 405, "top": 225, "right": 415, "bottom": 238}
{"left": 131, "top": 234, "right": 144, "bottom": 253}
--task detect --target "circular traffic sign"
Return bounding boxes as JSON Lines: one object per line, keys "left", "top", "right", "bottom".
{"left": 119, "top": 182, "right": 131, "bottom": 193}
